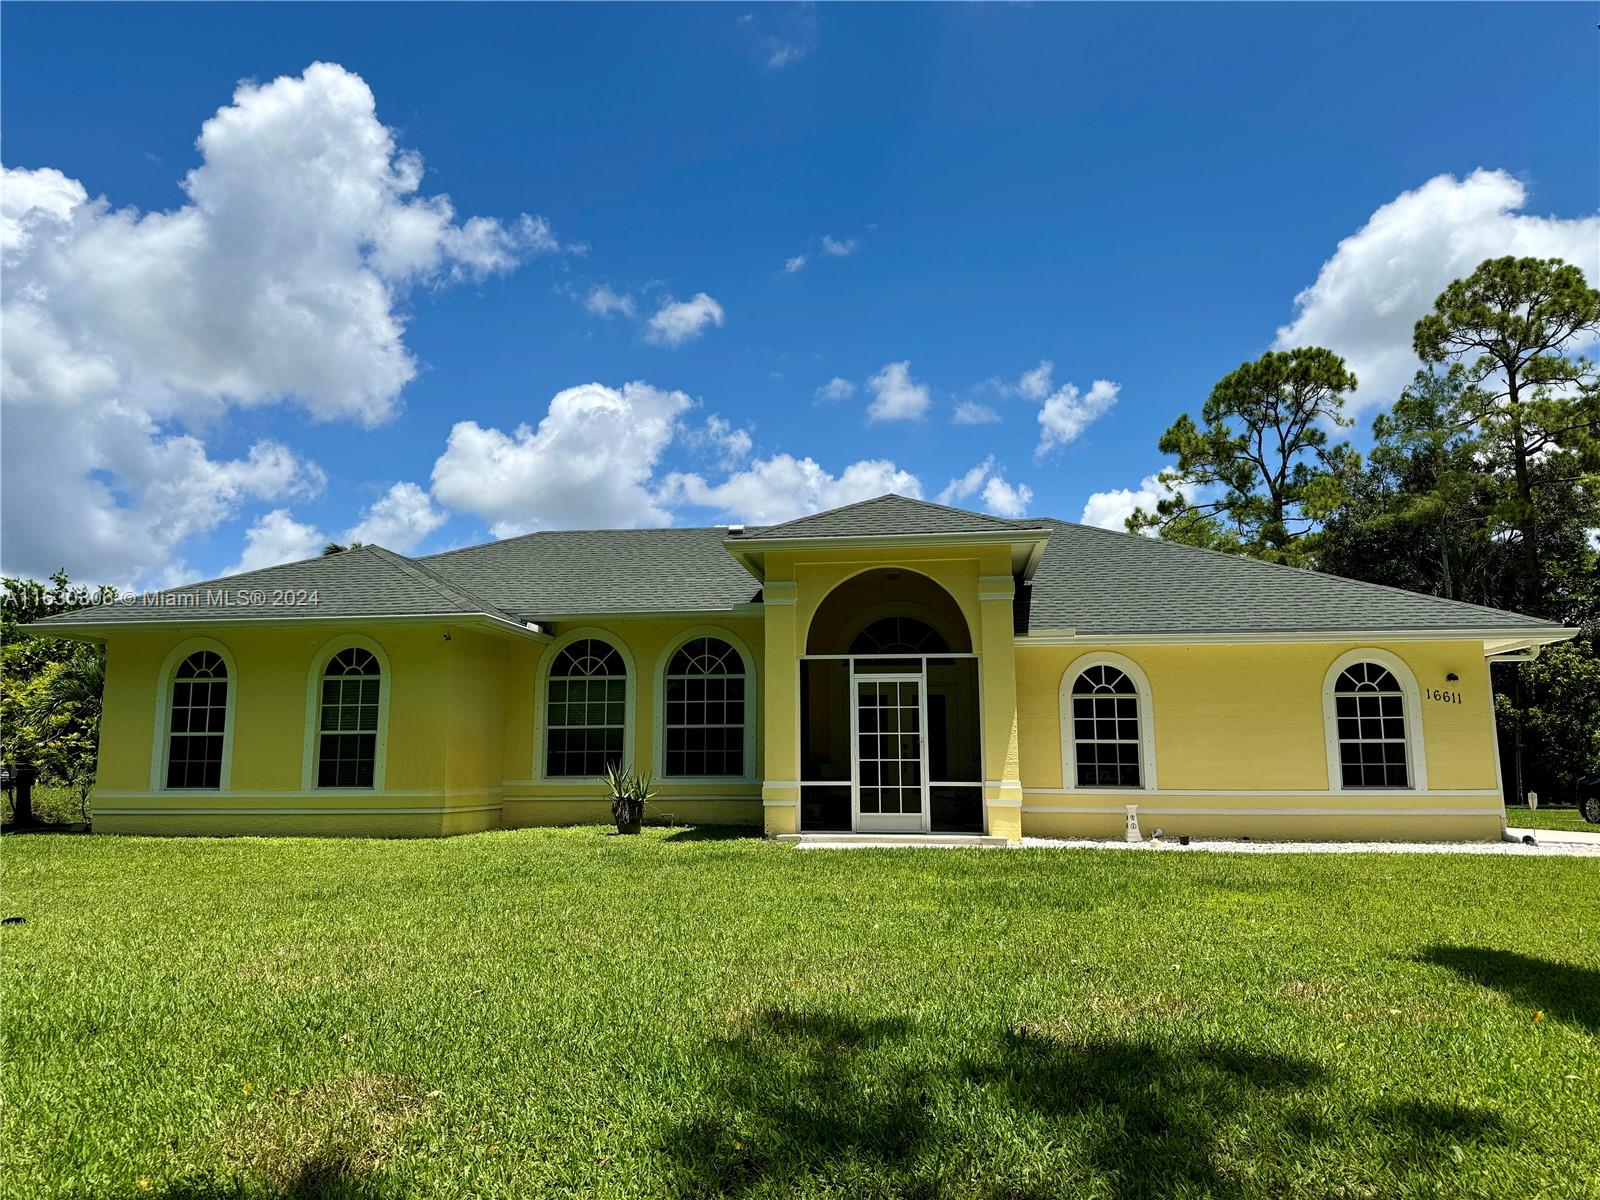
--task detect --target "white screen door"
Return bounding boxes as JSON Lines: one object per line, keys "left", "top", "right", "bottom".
{"left": 853, "top": 676, "right": 929, "bottom": 832}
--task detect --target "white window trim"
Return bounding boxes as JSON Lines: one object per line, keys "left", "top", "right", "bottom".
{"left": 1322, "top": 647, "right": 1428, "bottom": 792}
{"left": 535, "top": 627, "right": 636, "bottom": 782}
{"left": 653, "top": 626, "right": 758, "bottom": 783}
{"left": 1059, "top": 651, "right": 1158, "bottom": 792}
{"left": 301, "top": 634, "right": 392, "bottom": 792}
{"left": 150, "top": 637, "right": 238, "bottom": 793}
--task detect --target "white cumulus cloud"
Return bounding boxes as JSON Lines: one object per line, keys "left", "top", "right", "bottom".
{"left": 431, "top": 381, "right": 692, "bottom": 536}
{"left": 228, "top": 509, "right": 328, "bottom": 575}
{"left": 1, "top": 61, "right": 555, "bottom": 584}
{"left": 582, "top": 284, "right": 637, "bottom": 319}
{"left": 1080, "top": 468, "right": 1197, "bottom": 534}
{"left": 1035, "top": 373, "right": 1120, "bottom": 459}
{"left": 866, "top": 360, "right": 931, "bottom": 423}
{"left": 821, "top": 235, "right": 858, "bottom": 257}
{"left": 784, "top": 255, "right": 808, "bottom": 274}
{"left": 644, "top": 292, "right": 725, "bottom": 348}
{"left": 346, "top": 481, "right": 447, "bottom": 552}
{"left": 815, "top": 376, "right": 856, "bottom": 402}
{"left": 952, "top": 401, "right": 1000, "bottom": 426}
{"left": 983, "top": 476, "right": 1033, "bottom": 520}
{"left": 661, "top": 455, "right": 921, "bottom": 526}
{"left": 1016, "top": 361, "right": 1055, "bottom": 402}
{"left": 1275, "top": 169, "right": 1600, "bottom": 409}
{"left": 683, "top": 414, "right": 755, "bottom": 470}
{"left": 936, "top": 456, "right": 1033, "bottom": 518}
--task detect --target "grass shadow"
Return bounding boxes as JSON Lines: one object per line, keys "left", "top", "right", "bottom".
{"left": 666, "top": 1007, "right": 1334, "bottom": 1199}
{"left": 963, "top": 1029, "right": 1327, "bottom": 1198}
{"left": 656, "top": 824, "right": 763, "bottom": 843}
{"left": 663, "top": 1005, "right": 926, "bottom": 1197}
{"left": 138, "top": 1073, "right": 428, "bottom": 1199}
{"left": 1418, "top": 945, "right": 1600, "bottom": 1033}
{"left": 665, "top": 1006, "right": 1516, "bottom": 1198}
{"left": 144, "top": 1159, "right": 399, "bottom": 1199}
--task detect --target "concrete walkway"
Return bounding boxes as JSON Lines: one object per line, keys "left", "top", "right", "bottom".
{"left": 1527, "top": 828, "right": 1600, "bottom": 847}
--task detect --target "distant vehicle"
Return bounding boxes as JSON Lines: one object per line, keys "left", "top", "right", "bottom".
{"left": 1579, "top": 776, "right": 1600, "bottom": 825}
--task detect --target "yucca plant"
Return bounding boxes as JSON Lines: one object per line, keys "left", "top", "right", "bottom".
{"left": 603, "top": 762, "right": 655, "bottom": 835}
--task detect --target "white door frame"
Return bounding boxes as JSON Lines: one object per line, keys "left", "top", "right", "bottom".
{"left": 850, "top": 668, "right": 931, "bottom": 833}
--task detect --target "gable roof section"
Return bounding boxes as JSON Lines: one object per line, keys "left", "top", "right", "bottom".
{"left": 36, "top": 544, "right": 524, "bottom": 630}
{"left": 1020, "top": 519, "right": 1566, "bottom": 639}
{"left": 418, "top": 527, "right": 760, "bottom": 618}
{"left": 734, "top": 494, "right": 1042, "bottom": 540}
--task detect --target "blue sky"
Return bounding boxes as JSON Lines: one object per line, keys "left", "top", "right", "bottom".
{"left": 3, "top": 2, "right": 1596, "bottom": 588}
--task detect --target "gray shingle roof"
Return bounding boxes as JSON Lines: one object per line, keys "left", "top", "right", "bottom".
{"left": 37, "top": 544, "right": 521, "bottom": 628}
{"left": 418, "top": 527, "right": 760, "bottom": 617}
{"left": 736, "top": 494, "right": 1042, "bottom": 539}
{"left": 37, "top": 500, "right": 1566, "bottom": 639}
{"left": 1020, "top": 519, "right": 1563, "bottom": 637}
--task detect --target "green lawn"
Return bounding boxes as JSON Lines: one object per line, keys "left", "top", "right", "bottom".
{"left": 3, "top": 829, "right": 1596, "bottom": 1199}
{"left": 1, "top": 783, "right": 93, "bottom": 827}
{"left": 1504, "top": 806, "right": 1597, "bottom": 835}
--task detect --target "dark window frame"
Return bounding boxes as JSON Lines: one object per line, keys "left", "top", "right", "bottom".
{"left": 1333, "top": 662, "right": 1411, "bottom": 789}
{"left": 663, "top": 636, "right": 747, "bottom": 779}
{"left": 316, "top": 647, "right": 382, "bottom": 789}
{"left": 165, "top": 649, "right": 229, "bottom": 790}
{"left": 545, "top": 638, "right": 628, "bottom": 778}
{"left": 1070, "top": 663, "right": 1143, "bottom": 789}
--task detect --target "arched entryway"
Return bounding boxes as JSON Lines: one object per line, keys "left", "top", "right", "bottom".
{"left": 799, "top": 569, "right": 983, "bottom": 835}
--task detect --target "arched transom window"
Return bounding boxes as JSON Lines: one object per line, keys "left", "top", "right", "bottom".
{"left": 665, "top": 637, "right": 746, "bottom": 777}
{"left": 546, "top": 639, "right": 627, "bottom": 778}
{"left": 1070, "top": 664, "right": 1143, "bottom": 788}
{"left": 1332, "top": 662, "right": 1410, "bottom": 788}
{"left": 850, "top": 616, "right": 949, "bottom": 655}
{"left": 317, "top": 648, "right": 382, "bottom": 788}
{"left": 166, "top": 650, "right": 228, "bottom": 789}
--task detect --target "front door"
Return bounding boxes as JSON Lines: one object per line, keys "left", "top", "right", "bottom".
{"left": 853, "top": 676, "right": 929, "bottom": 833}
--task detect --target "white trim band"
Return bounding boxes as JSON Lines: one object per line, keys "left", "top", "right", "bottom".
{"left": 1022, "top": 804, "right": 1502, "bottom": 817}
{"left": 98, "top": 803, "right": 505, "bottom": 817}
{"left": 1020, "top": 787, "right": 1502, "bottom": 798}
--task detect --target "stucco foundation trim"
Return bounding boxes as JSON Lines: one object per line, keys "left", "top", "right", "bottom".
{"left": 95, "top": 803, "right": 504, "bottom": 816}
{"left": 1021, "top": 787, "right": 1502, "bottom": 798}
{"left": 1022, "top": 804, "right": 1503, "bottom": 817}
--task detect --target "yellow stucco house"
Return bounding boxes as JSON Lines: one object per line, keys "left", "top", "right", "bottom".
{"left": 42, "top": 495, "right": 1575, "bottom": 843}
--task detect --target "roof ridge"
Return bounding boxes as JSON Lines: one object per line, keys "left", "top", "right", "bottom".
{"left": 1035, "top": 517, "right": 1565, "bottom": 629}
{"left": 364, "top": 546, "right": 516, "bottom": 622}
{"left": 746, "top": 492, "right": 1041, "bottom": 538}
{"left": 418, "top": 524, "right": 731, "bottom": 562}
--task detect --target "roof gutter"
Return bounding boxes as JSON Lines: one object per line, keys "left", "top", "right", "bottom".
{"left": 521, "top": 604, "right": 765, "bottom": 624}
{"left": 1017, "top": 626, "right": 1580, "bottom": 651}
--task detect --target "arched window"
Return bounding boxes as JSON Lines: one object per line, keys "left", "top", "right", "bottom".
{"left": 664, "top": 637, "right": 747, "bottom": 777}
{"left": 850, "top": 616, "right": 949, "bottom": 655}
{"left": 1069, "top": 663, "right": 1144, "bottom": 788}
{"left": 316, "top": 647, "right": 382, "bottom": 788}
{"left": 546, "top": 638, "right": 627, "bottom": 777}
{"left": 1331, "top": 661, "right": 1411, "bottom": 789}
{"left": 166, "top": 650, "right": 228, "bottom": 789}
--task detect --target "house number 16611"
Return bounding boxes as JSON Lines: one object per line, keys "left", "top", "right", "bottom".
{"left": 1426, "top": 689, "right": 1463, "bottom": 704}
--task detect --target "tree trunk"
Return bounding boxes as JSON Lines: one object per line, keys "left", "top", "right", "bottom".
{"left": 5, "top": 766, "right": 37, "bottom": 829}
{"left": 1504, "top": 374, "right": 1542, "bottom": 614}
